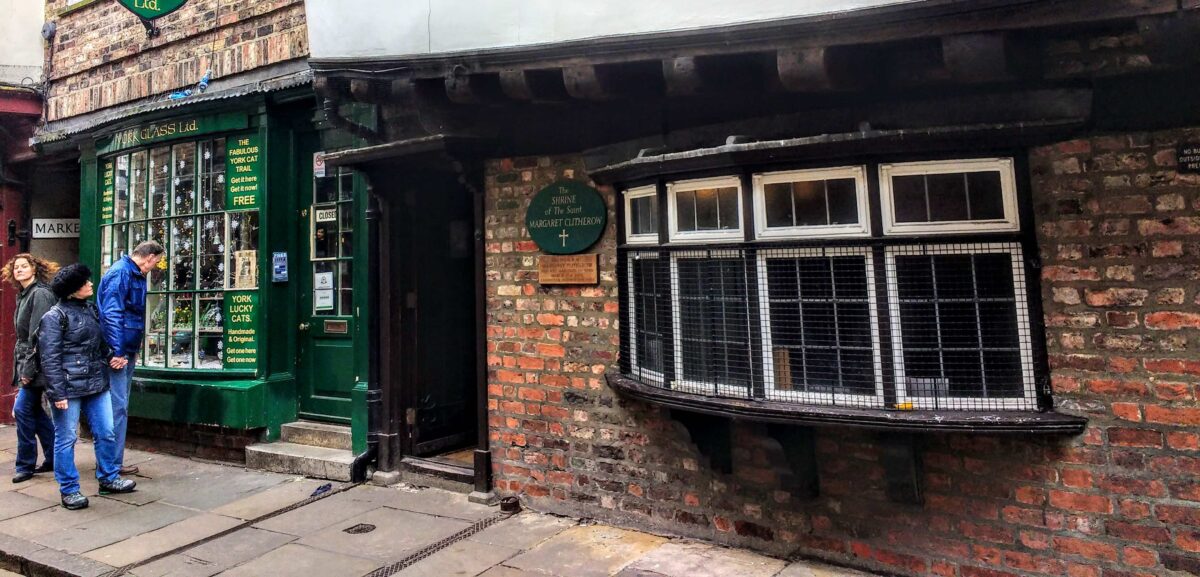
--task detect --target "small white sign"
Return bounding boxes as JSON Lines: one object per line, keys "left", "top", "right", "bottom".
{"left": 313, "top": 152, "right": 327, "bottom": 178}
{"left": 32, "top": 219, "right": 81, "bottom": 239}
{"left": 315, "top": 208, "right": 338, "bottom": 222}
{"left": 314, "top": 272, "right": 334, "bottom": 289}
{"left": 314, "top": 289, "right": 335, "bottom": 310}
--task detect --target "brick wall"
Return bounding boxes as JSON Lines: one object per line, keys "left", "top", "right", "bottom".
{"left": 44, "top": 0, "right": 307, "bottom": 121}
{"left": 485, "top": 139, "right": 1200, "bottom": 576}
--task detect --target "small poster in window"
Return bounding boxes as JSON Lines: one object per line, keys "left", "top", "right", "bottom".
{"left": 314, "top": 272, "right": 334, "bottom": 290}
{"left": 233, "top": 250, "right": 258, "bottom": 288}
{"left": 313, "top": 152, "right": 327, "bottom": 178}
{"left": 315, "top": 289, "right": 335, "bottom": 310}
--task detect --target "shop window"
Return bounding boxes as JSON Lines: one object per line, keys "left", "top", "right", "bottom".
{"left": 101, "top": 136, "right": 259, "bottom": 371}
{"left": 312, "top": 169, "right": 355, "bottom": 316}
{"left": 623, "top": 185, "right": 658, "bottom": 244}
{"left": 620, "top": 157, "right": 1040, "bottom": 412}
{"left": 667, "top": 177, "right": 743, "bottom": 243}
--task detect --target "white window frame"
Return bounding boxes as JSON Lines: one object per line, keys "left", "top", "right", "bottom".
{"left": 623, "top": 185, "right": 660, "bottom": 245}
{"left": 884, "top": 243, "right": 1037, "bottom": 410}
{"left": 670, "top": 250, "right": 751, "bottom": 398}
{"left": 753, "top": 166, "right": 871, "bottom": 240}
{"left": 879, "top": 158, "right": 1019, "bottom": 236}
{"left": 757, "top": 246, "right": 884, "bottom": 407}
{"left": 667, "top": 176, "right": 744, "bottom": 244}
{"left": 626, "top": 251, "right": 665, "bottom": 385}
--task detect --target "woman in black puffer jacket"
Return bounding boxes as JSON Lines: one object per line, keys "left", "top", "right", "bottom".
{"left": 38, "top": 264, "right": 136, "bottom": 510}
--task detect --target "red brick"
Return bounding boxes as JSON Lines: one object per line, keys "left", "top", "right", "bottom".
{"left": 1052, "top": 536, "right": 1119, "bottom": 561}
{"left": 1087, "top": 380, "right": 1149, "bottom": 396}
{"left": 1168, "top": 431, "right": 1200, "bottom": 451}
{"left": 1144, "top": 405, "right": 1200, "bottom": 425}
{"left": 1107, "top": 428, "right": 1163, "bottom": 447}
{"left": 1176, "top": 529, "right": 1200, "bottom": 553}
{"left": 1145, "top": 311, "right": 1200, "bottom": 330}
{"left": 1084, "top": 288, "right": 1148, "bottom": 307}
{"left": 1043, "top": 266, "right": 1101, "bottom": 281}
{"left": 1105, "top": 521, "right": 1171, "bottom": 544}
{"left": 1145, "top": 358, "right": 1200, "bottom": 376}
{"left": 1157, "top": 504, "right": 1200, "bottom": 526}
{"left": 1049, "top": 490, "right": 1112, "bottom": 514}
{"left": 1111, "top": 402, "right": 1142, "bottom": 422}
{"left": 1122, "top": 546, "right": 1158, "bottom": 568}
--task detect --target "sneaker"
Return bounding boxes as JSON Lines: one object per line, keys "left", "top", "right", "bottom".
{"left": 12, "top": 471, "right": 33, "bottom": 484}
{"left": 98, "top": 478, "right": 136, "bottom": 494}
{"left": 61, "top": 492, "right": 89, "bottom": 510}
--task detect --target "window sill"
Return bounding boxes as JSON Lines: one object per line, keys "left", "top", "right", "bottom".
{"left": 606, "top": 373, "right": 1086, "bottom": 435}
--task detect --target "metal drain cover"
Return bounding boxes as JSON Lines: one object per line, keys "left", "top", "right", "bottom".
{"left": 344, "top": 523, "right": 377, "bottom": 534}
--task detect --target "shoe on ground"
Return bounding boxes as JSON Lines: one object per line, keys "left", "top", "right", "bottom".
{"left": 34, "top": 462, "right": 53, "bottom": 473}
{"left": 61, "top": 492, "right": 89, "bottom": 510}
{"left": 12, "top": 471, "right": 33, "bottom": 484}
{"left": 99, "top": 478, "right": 136, "bottom": 494}
{"left": 119, "top": 465, "right": 139, "bottom": 475}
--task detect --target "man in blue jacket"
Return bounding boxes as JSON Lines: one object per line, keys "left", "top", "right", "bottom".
{"left": 97, "top": 241, "right": 164, "bottom": 476}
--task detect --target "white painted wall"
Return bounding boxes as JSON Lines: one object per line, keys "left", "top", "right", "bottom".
{"left": 306, "top": 0, "right": 917, "bottom": 59}
{"left": 0, "top": 0, "right": 43, "bottom": 85}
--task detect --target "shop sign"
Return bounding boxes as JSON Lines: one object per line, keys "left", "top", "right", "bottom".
{"left": 101, "top": 159, "right": 115, "bottom": 224}
{"left": 32, "top": 219, "right": 81, "bottom": 239}
{"left": 525, "top": 180, "right": 607, "bottom": 255}
{"left": 226, "top": 134, "right": 263, "bottom": 210}
{"left": 116, "top": 0, "right": 190, "bottom": 21}
{"left": 96, "top": 113, "right": 246, "bottom": 155}
{"left": 1178, "top": 143, "right": 1200, "bottom": 173}
{"left": 223, "top": 292, "right": 258, "bottom": 369}
{"left": 538, "top": 254, "right": 599, "bottom": 285}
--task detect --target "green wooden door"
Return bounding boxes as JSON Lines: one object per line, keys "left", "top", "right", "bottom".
{"left": 296, "top": 165, "right": 357, "bottom": 422}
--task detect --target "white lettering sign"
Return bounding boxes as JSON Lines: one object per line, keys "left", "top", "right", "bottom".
{"left": 315, "top": 208, "right": 338, "bottom": 222}
{"left": 32, "top": 219, "right": 81, "bottom": 239}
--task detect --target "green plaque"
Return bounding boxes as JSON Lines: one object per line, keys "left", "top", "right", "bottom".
{"left": 525, "top": 180, "right": 607, "bottom": 254}
{"left": 224, "top": 292, "right": 258, "bottom": 369}
{"left": 101, "top": 159, "right": 115, "bottom": 224}
{"left": 226, "top": 134, "right": 262, "bottom": 211}
{"left": 116, "top": 0, "right": 189, "bottom": 20}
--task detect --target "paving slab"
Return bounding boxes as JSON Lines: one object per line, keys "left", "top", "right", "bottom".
{"left": 775, "top": 561, "right": 882, "bottom": 577}
{"left": 297, "top": 506, "right": 472, "bottom": 562}
{"left": 21, "top": 542, "right": 116, "bottom": 577}
{"left": 504, "top": 525, "right": 668, "bottom": 577}
{"left": 354, "top": 484, "right": 495, "bottom": 521}
{"left": 468, "top": 512, "right": 575, "bottom": 551}
{"left": 620, "top": 541, "right": 787, "bottom": 577}
{"left": 35, "top": 501, "right": 197, "bottom": 554}
{"left": 83, "top": 513, "right": 243, "bottom": 567}
{"left": 479, "top": 567, "right": 550, "bottom": 577}
{"left": 0, "top": 568, "right": 21, "bottom": 576}
{"left": 252, "top": 489, "right": 385, "bottom": 537}
{"left": 158, "top": 527, "right": 297, "bottom": 576}
{"left": 210, "top": 477, "right": 330, "bottom": 520}
{"left": 0, "top": 491, "right": 56, "bottom": 521}
{"left": 0, "top": 493, "right": 136, "bottom": 539}
{"left": 0, "top": 472, "right": 56, "bottom": 493}
{"left": 156, "top": 467, "right": 293, "bottom": 511}
{"left": 395, "top": 539, "right": 519, "bottom": 577}
{"left": 214, "top": 543, "right": 381, "bottom": 577}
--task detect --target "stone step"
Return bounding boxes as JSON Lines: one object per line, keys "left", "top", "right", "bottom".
{"left": 245, "top": 442, "right": 354, "bottom": 482}
{"left": 280, "top": 420, "right": 353, "bottom": 450}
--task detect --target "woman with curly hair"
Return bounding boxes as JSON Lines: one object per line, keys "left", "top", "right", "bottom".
{"left": 2, "top": 253, "right": 60, "bottom": 483}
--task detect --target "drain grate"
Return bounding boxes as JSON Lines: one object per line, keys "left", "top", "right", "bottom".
{"left": 344, "top": 523, "right": 377, "bottom": 534}
{"left": 362, "top": 512, "right": 515, "bottom": 577}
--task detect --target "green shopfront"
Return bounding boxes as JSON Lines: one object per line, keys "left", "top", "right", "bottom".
{"left": 76, "top": 98, "right": 371, "bottom": 454}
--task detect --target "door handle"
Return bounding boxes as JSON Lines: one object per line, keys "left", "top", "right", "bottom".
{"left": 299, "top": 322, "right": 310, "bottom": 331}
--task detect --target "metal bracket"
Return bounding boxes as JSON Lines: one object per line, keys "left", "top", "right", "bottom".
{"left": 140, "top": 18, "right": 160, "bottom": 39}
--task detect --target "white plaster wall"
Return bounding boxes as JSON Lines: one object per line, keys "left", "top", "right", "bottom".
{"left": 306, "top": 0, "right": 917, "bottom": 59}
{"left": 0, "top": 0, "right": 43, "bottom": 85}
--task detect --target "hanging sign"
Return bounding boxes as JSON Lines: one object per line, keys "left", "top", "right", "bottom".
{"left": 226, "top": 134, "right": 263, "bottom": 210}
{"left": 101, "top": 159, "right": 115, "bottom": 224}
{"left": 223, "top": 292, "right": 258, "bottom": 369}
{"left": 525, "top": 180, "right": 607, "bottom": 255}
{"left": 116, "top": 0, "right": 190, "bottom": 20}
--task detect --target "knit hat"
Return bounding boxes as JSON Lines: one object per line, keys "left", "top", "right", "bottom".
{"left": 51, "top": 263, "right": 92, "bottom": 299}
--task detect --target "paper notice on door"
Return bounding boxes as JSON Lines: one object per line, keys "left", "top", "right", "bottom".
{"left": 314, "top": 272, "right": 334, "bottom": 289}
{"left": 315, "top": 289, "right": 335, "bottom": 310}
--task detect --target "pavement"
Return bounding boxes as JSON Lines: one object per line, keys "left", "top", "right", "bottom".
{"left": 0, "top": 425, "right": 876, "bottom": 577}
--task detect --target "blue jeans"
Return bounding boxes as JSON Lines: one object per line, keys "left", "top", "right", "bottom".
{"left": 13, "top": 387, "right": 54, "bottom": 474}
{"left": 50, "top": 390, "right": 119, "bottom": 495}
{"left": 105, "top": 357, "right": 136, "bottom": 467}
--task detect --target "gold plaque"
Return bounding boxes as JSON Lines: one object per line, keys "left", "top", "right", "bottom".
{"left": 539, "top": 254, "right": 599, "bottom": 285}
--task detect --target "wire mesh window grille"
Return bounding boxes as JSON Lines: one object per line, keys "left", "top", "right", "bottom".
{"left": 672, "top": 251, "right": 754, "bottom": 396}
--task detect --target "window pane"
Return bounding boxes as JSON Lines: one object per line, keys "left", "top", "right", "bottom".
{"left": 313, "top": 207, "right": 338, "bottom": 259}
{"left": 716, "top": 187, "right": 739, "bottom": 230}
{"left": 173, "top": 144, "right": 196, "bottom": 215}
{"left": 169, "top": 295, "right": 194, "bottom": 368}
{"left": 101, "top": 227, "right": 113, "bottom": 273}
{"left": 148, "top": 219, "right": 168, "bottom": 291}
{"left": 762, "top": 183, "right": 794, "bottom": 228}
{"left": 200, "top": 139, "right": 226, "bottom": 213}
{"left": 693, "top": 189, "right": 718, "bottom": 230}
{"left": 629, "top": 195, "right": 658, "bottom": 236}
{"left": 144, "top": 294, "right": 167, "bottom": 368}
{"left": 676, "top": 190, "right": 697, "bottom": 232}
{"left": 927, "top": 173, "right": 969, "bottom": 222}
{"left": 199, "top": 214, "right": 226, "bottom": 289}
{"left": 826, "top": 178, "right": 859, "bottom": 225}
{"left": 149, "top": 147, "right": 171, "bottom": 218}
{"left": 967, "top": 171, "right": 1005, "bottom": 220}
{"left": 114, "top": 155, "right": 130, "bottom": 223}
{"left": 792, "top": 181, "right": 827, "bottom": 227}
{"left": 229, "top": 211, "right": 259, "bottom": 289}
{"left": 631, "top": 257, "right": 668, "bottom": 377}
{"left": 170, "top": 217, "right": 194, "bottom": 290}
{"left": 340, "top": 261, "right": 354, "bottom": 316}
{"left": 340, "top": 203, "right": 355, "bottom": 258}
{"left": 339, "top": 171, "right": 354, "bottom": 201}
{"left": 315, "top": 175, "right": 338, "bottom": 204}
{"left": 314, "top": 261, "right": 336, "bottom": 317}
{"left": 197, "top": 293, "right": 224, "bottom": 369}
{"left": 129, "top": 222, "right": 147, "bottom": 247}
{"left": 891, "top": 175, "right": 927, "bottom": 223}
{"left": 676, "top": 257, "right": 751, "bottom": 389}
{"left": 113, "top": 224, "right": 129, "bottom": 259}
{"left": 130, "top": 152, "right": 148, "bottom": 221}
